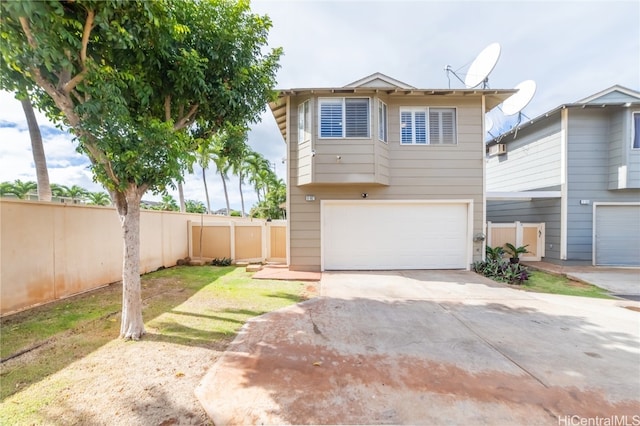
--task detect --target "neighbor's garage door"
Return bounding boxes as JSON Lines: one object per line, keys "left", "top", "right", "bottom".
{"left": 322, "top": 201, "right": 470, "bottom": 270}
{"left": 594, "top": 204, "right": 640, "bottom": 266}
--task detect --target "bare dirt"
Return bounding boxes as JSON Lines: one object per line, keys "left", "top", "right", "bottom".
{"left": 1, "top": 276, "right": 318, "bottom": 425}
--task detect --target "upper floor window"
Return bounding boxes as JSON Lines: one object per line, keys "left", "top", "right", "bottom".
{"left": 319, "top": 97, "right": 370, "bottom": 138}
{"left": 378, "top": 100, "right": 388, "bottom": 142}
{"left": 400, "top": 107, "right": 457, "bottom": 145}
{"left": 298, "top": 100, "right": 311, "bottom": 143}
{"left": 633, "top": 112, "right": 640, "bottom": 149}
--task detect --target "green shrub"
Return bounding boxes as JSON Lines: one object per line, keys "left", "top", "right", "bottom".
{"left": 473, "top": 246, "right": 529, "bottom": 284}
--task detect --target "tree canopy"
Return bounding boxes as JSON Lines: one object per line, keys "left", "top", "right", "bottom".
{"left": 0, "top": 0, "right": 281, "bottom": 339}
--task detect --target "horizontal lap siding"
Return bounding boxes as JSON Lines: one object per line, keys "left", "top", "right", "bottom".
{"left": 486, "top": 116, "right": 562, "bottom": 192}
{"left": 567, "top": 109, "right": 640, "bottom": 261}
{"left": 288, "top": 95, "right": 486, "bottom": 271}
{"left": 487, "top": 197, "right": 561, "bottom": 261}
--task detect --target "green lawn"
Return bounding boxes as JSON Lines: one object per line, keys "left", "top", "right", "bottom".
{"left": 0, "top": 266, "right": 313, "bottom": 403}
{"left": 517, "top": 270, "right": 613, "bottom": 299}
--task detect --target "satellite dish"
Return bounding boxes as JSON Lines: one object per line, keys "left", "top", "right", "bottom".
{"left": 465, "top": 43, "right": 501, "bottom": 88}
{"left": 485, "top": 115, "right": 494, "bottom": 132}
{"left": 502, "top": 80, "right": 536, "bottom": 116}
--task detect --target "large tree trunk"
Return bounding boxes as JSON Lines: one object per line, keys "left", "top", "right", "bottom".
{"left": 202, "top": 167, "right": 211, "bottom": 214}
{"left": 114, "top": 184, "right": 146, "bottom": 340}
{"left": 238, "top": 171, "right": 245, "bottom": 217}
{"left": 177, "top": 181, "right": 185, "bottom": 213}
{"left": 21, "top": 96, "right": 51, "bottom": 202}
{"left": 220, "top": 170, "right": 230, "bottom": 216}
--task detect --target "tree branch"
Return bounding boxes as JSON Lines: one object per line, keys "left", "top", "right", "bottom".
{"left": 18, "top": 17, "right": 36, "bottom": 48}
{"left": 164, "top": 96, "right": 171, "bottom": 122}
{"left": 63, "top": 72, "right": 86, "bottom": 94}
{"left": 174, "top": 104, "right": 199, "bottom": 130}
{"left": 80, "top": 9, "right": 94, "bottom": 66}
{"left": 63, "top": 8, "right": 94, "bottom": 94}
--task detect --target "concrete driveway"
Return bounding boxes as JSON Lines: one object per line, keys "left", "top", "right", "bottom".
{"left": 196, "top": 270, "right": 640, "bottom": 425}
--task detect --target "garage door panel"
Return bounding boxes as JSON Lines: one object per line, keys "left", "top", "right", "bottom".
{"left": 595, "top": 205, "right": 640, "bottom": 266}
{"left": 322, "top": 201, "right": 469, "bottom": 270}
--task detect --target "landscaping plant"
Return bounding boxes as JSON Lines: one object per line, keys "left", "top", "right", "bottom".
{"left": 474, "top": 245, "right": 529, "bottom": 284}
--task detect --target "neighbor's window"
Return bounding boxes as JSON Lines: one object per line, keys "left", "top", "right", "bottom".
{"left": 319, "top": 97, "right": 370, "bottom": 138}
{"left": 400, "top": 107, "right": 457, "bottom": 145}
{"left": 298, "top": 100, "right": 311, "bottom": 143}
{"left": 633, "top": 112, "right": 640, "bottom": 149}
{"left": 378, "top": 100, "right": 388, "bottom": 142}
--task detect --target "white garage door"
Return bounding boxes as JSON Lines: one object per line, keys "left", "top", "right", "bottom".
{"left": 594, "top": 204, "right": 640, "bottom": 266}
{"left": 322, "top": 201, "right": 470, "bottom": 270}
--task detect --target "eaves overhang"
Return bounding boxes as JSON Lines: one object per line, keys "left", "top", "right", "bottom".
{"left": 487, "top": 101, "right": 640, "bottom": 146}
{"left": 269, "top": 88, "right": 516, "bottom": 141}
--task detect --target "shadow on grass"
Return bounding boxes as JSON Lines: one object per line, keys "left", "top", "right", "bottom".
{"left": 0, "top": 265, "right": 236, "bottom": 401}
{"left": 267, "top": 291, "right": 304, "bottom": 303}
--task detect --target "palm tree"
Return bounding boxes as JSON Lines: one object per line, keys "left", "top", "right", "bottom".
{"left": 66, "top": 185, "right": 89, "bottom": 202}
{"left": 9, "top": 179, "right": 37, "bottom": 199}
{"left": 20, "top": 93, "right": 51, "bottom": 201}
{"left": 196, "top": 141, "right": 216, "bottom": 214}
{"left": 86, "top": 191, "right": 112, "bottom": 206}
{"left": 229, "top": 142, "right": 252, "bottom": 217}
{"left": 50, "top": 183, "right": 68, "bottom": 198}
{"left": 210, "top": 137, "right": 231, "bottom": 216}
{"left": 185, "top": 199, "right": 206, "bottom": 213}
{"left": 0, "top": 182, "right": 13, "bottom": 197}
{"left": 246, "top": 152, "right": 272, "bottom": 203}
{"left": 158, "top": 194, "right": 179, "bottom": 211}
{"left": 176, "top": 181, "right": 186, "bottom": 212}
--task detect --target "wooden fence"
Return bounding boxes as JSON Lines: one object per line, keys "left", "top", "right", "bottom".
{"left": 0, "top": 199, "right": 287, "bottom": 316}
{"left": 487, "top": 221, "right": 545, "bottom": 261}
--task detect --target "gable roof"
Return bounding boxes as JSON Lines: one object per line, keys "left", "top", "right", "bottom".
{"left": 577, "top": 85, "right": 640, "bottom": 104}
{"left": 488, "top": 85, "right": 640, "bottom": 145}
{"left": 345, "top": 72, "right": 416, "bottom": 90}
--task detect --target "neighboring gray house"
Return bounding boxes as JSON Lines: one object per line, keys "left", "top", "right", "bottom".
{"left": 486, "top": 86, "right": 640, "bottom": 266}
{"left": 269, "top": 73, "right": 514, "bottom": 271}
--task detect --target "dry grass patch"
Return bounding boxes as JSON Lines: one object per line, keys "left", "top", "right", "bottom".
{"left": 0, "top": 266, "right": 317, "bottom": 425}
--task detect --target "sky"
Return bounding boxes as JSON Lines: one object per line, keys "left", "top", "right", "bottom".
{"left": 1, "top": 0, "right": 638, "bottom": 211}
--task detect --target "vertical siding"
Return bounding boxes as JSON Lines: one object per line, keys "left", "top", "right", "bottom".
{"left": 487, "top": 196, "right": 561, "bottom": 261}
{"left": 288, "top": 95, "right": 486, "bottom": 271}
{"left": 567, "top": 109, "right": 640, "bottom": 261}
{"left": 486, "top": 115, "right": 562, "bottom": 191}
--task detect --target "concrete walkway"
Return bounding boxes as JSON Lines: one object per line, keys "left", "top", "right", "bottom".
{"left": 196, "top": 270, "right": 640, "bottom": 425}
{"left": 523, "top": 261, "right": 640, "bottom": 300}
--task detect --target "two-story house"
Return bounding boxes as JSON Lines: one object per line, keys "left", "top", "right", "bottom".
{"left": 486, "top": 86, "right": 640, "bottom": 266}
{"left": 269, "top": 73, "right": 514, "bottom": 271}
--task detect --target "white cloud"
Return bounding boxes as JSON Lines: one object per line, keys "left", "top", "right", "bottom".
{"left": 2, "top": 0, "right": 638, "bottom": 210}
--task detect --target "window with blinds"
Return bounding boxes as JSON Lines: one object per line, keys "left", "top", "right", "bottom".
{"left": 319, "top": 97, "right": 370, "bottom": 138}
{"left": 400, "top": 107, "right": 456, "bottom": 145}
{"left": 298, "top": 100, "right": 311, "bottom": 143}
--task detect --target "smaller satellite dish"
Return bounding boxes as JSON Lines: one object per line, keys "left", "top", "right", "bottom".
{"left": 485, "top": 115, "right": 494, "bottom": 133}
{"left": 465, "top": 43, "right": 501, "bottom": 88}
{"left": 502, "top": 80, "right": 537, "bottom": 116}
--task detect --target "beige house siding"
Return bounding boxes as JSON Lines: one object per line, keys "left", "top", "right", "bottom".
{"left": 287, "top": 94, "right": 486, "bottom": 271}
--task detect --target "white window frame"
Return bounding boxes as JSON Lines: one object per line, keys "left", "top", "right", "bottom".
{"left": 399, "top": 107, "right": 457, "bottom": 145}
{"left": 318, "top": 97, "right": 370, "bottom": 139}
{"left": 378, "top": 100, "right": 388, "bottom": 143}
{"left": 632, "top": 111, "right": 640, "bottom": 149}
{"left": 400, "top": 107, "right": 428, "bottom": 145}
{"left": 298, "top": 100, "right": 311, "bottom": 144}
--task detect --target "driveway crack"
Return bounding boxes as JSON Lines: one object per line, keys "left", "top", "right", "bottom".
{"left": 439, "top": 303, "right": 550, "bottom": 389}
